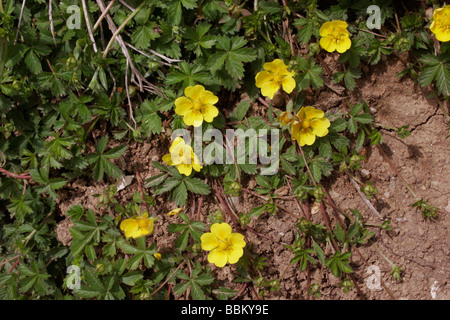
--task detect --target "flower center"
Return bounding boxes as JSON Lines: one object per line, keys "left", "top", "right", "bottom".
{"left": 192, "top": 101, "right": 203, "bottom": 111}
{"left": 137, "top": 218, "right": 150, "bottom": 229}
{"left": 217, "top": 237, "right": 233, "bottom": 252}
{"left": 302, "top": 119, "right": 310, "bottom": 129}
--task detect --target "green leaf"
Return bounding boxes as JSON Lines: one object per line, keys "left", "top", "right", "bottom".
{"left": 229, "top": 100, "right": 251, "bottom": 122}
{"left": 313, "top": 240, "right": 325, "bottom": 266}
{"left": 24, "top": 50, "right": 42, "bottom": 74}
{"left": 172, "top": 181, "right": 188, "bottom": 206}
{"left": 131, "top": 23, "right": 160, "bottom": 49}
{"left": 208, "top": 36, "right": 256, "bottom": 80}
{"left": 418, "top": 54, "right": 450, "bottom": 97}
{"left": 184, "top": 177, "right": 210, "bottom": 195}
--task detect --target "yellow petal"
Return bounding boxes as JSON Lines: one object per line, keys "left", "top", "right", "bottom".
{"left": 320, "top": 36, "right": 337, "bottom": 53}
{"left": 177, "top": 163, "right": 193, "bottom": 176}
{"left": 255, "top": 71, "right": 273, "bottom": 88}
{"left": 210, "top": 222, "right": 232, "bottom": 241}
{"left": 260, "top": 81, "right": 280, "bottom": 99}
{"left": 208, "top": 249, "right": 227, "bottom": 268}
{"left": 336, "top": 36, "right": 352, "bottom": 53}
{"left": 174, "top": 97, "right": 193, "bottom": 116}
{"left": 281, "top": 76, "right": 296, "bottom": 94}
{"left": 183, "top": 110, "right": 203, "bottom": 127}
{"left": 264, "top": 59, "right": 288, "bottom": 73}
{"left": 201, "top": 233, "right": 219, "bottom": 251}
{"left": 192, "top": 162, "right": 203, "bottom": 172}
{"left": 120, "top": 219, "right": 137, "bottom": 235}
{"left": 296, "top": 130, "right": 317, "bottom": 146}
{"left": 201, "top": 105, "right": 219, "bottom": 123}
{"left": 311, "top": 117, "right": 331, "bottom": 137}
{"left": 162, "top": 153, "right": 174, "bottom": 165}
{"left": 332, "top": 20, "right": 348, "bottom": 30}
{"left": 184, "top": 85, "right": 205, "bottom": 101}
{"left": 301, "top": 106, "right": 324, "bottom": 120}
{"left": 199, "top": 91, "right": 219, "bottom": 105}
{"left": 436, "top": 32, "right": 450, "bottom": 42}
{"left": 169, "top": 137, "right": 185, "bottom": 152}
{"left": 319, "top": 21, "right": 334, "bottom": 37}
{"left": 227, "top": 246, "right": 244, "bottom": 264}
{"left": 229, "top": 233, "right": 246, "bottom": 248}
{"left": 168, "top": 208, "right": 183, "bottom": 216}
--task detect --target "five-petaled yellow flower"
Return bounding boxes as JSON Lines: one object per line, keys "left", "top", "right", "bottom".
{"left": 430, "top": 5, "right": 450, "bottom": 42}
{"left": 120, "top": 212, "right": 154, "bottom": 239}
{"left": 291, "top": 106, "right": 330, "bottom": 146}
{"left": 319, "top": 20, "right": 352, "bottom": 53}
{"left": 255, "top": 59, "right": 296, "bottom": 100}
{"left": 162, "top": 137, "right": 202, "bottom": 176}
{"left": 175, "top": 85, "right": 219, "bottom": 127}
{"left": 200, "top": 222, "right": 246, "bottom": 268}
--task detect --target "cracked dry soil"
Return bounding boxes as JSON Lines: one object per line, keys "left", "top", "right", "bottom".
{"left": 56, "top": 57, "right": 449, "bottom": 300}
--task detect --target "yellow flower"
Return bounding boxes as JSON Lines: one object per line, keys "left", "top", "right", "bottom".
{"left": 153, "top": 253, "right": 162, "bottom": 260}
{"left": 255, "top": 59, "right": 296, "bottom": 99}
{"left": 175, "top": 85, "right": 219, "bottom": 127}
{"left": 291, "top": 106, "right": 330, "bottom": 146}
{"left": 162, "top": 137, "right": 202, "bottom": 176}
{"left": 120, "top": 212, "right": 154, "bottom": 239}
{"left": 430, "top": 5, "right": 450, "bottom": 42}
{"left": 168, "top": 208, "right": 182, "bottom": 216}
{"left": 200, "top": 222, "right": 246, "bottom": 268}
{"left": 319, "top": 20, "right": 352, "bottom": 53}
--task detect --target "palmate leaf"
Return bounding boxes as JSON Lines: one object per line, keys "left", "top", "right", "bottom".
{"left": 419, "top": 54, "right": 450, "bottom": 97}
{"left": 165, "top": 62, "right": 212, "bottom": 87}
{"left": 86, "top": 136, "right": 126, "bottom": 181}
{"left": 296, "top": 58, "right": 324, "bottom": 90}
{"left": 208, "top": 36, "right": 257, "bottom": 80}
{"left": 184, "top": 22, "right": 216, "bottom": 57}
{"left": 131, "top": 22, "right": 160, "bottom": 49}
{"left": 117, "top": 238, "right": 157, "bottom": 270}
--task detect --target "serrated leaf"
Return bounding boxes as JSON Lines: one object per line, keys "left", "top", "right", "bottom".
{"left": 172, "top": 181, "right": 187, "bottom": 206}
{"left": 184, "top": 177, "right": 210, "bottom": 195}
{"left": 229, "top": 100, "right": 251, "bottom": 122}
{"left": 24, "top": 50, "right": 42, "bottom": 74}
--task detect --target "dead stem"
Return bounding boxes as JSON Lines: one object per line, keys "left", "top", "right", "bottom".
{"left": 96, "top": 0, "right": 164, "bottom": 96}
{"left": 81, "top": 0, "right": 98, "bottom": 53}
{"left": 49, "top": 0, "right": 57, "bottom": 46}
{"left": 14, "top": 0, "right": 26, "bottom": 45}
{"left": 93, "top": 0, "right": 116, "bottom": 32}
{"left": 125, "top": 59, "right": 137, "bottom": 128}
{"left": 347, "top": 172, "right": 384, "bottom": 220}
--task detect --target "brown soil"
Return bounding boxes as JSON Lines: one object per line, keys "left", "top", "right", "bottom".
{"left": 56, "top": 57, "right": 449, "bottom": 300}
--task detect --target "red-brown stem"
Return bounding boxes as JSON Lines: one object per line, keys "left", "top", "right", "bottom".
{"left": 304, "top": 200, "right": 311, "bottom": 300}
{"left": 191, "top": 193, "right": 196, "bottom": 217}
{"left": 258, "top": 97, "right": 269, "bottom": 107}
{"left": 213, "top": 180, "right": 241, "bottom": 232}
{"left": 135, "top": 170, "right": 151, "bottom": 213}
{"left": 0, "top": 167, "right": 31, "bottom": 179}
{"left": 0, "top": 254, "right": 21, "bottom": 268}
{"left": 297, "top": 145, "right": 318, "bottom": 188}
{"left": 8, "top": 257, "right": 20, "bottom": 274}
{"left": 249, "top": 283, "right": 261, "bottom": 300}
{"left": 165, "top": 283, "right": 172, "bottom": 300}
{"left": 241, "top": 187, "right": 301, "bottom": 221}
{"left": 196, "top": 195, "right": 204, "bottom": 221}
{"left": 232, "top": 283, "right": 248, "bottom": 300}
